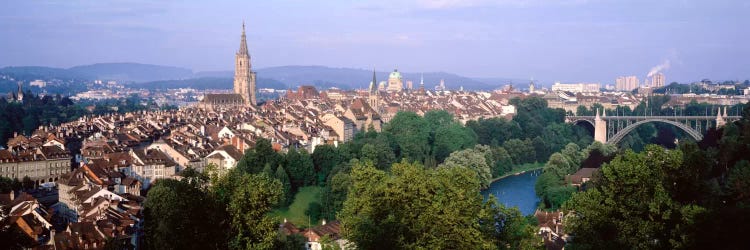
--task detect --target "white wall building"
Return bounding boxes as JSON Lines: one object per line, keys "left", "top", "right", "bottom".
{"left": 551, "top": 82, "right": 600, "bottom": 93}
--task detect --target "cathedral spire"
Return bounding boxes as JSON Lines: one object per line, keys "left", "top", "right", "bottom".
{"left": 368, "top": 68, "right": 379, "bottom": 111}
{"left": 239, "top": 21, "right": 248, "bottom": 55}
{"left": 370, "top": 68, "right": 377, "bottom": 94}
{"left": 234, "top": 20, "right": 255, "bottom": 106}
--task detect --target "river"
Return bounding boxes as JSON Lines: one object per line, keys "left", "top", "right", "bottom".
{"left": 481, "top": 169, "right": 542, "bottom": 215}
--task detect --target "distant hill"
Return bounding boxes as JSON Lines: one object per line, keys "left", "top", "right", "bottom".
{"left": 131, "top": 77, "right": 286, "bottom": 90}
{"left": 193, "top": 70, "right": 232, "bottom": 78}
{"left": 472, "top": 77, "right": 534, "bottom": 88}
{"left": 196, "top": 65, "right": 499, "bottom": 90}
{"left": 2, "top": 63, "right": 517, "bottom": 91}
{"left": 0, "top": 66, "right": 91, "bottom": 81}
{"left": 69, "top": 63, "right": 193, "bottom": 82}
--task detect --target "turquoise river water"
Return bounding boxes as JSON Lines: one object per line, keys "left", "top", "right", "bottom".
{"left": 481, "top": 169, "right": 542, "bottom": 215}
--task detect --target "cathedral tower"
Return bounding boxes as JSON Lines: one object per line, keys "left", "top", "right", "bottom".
{"left": 369, "top": 69, "right": 379, "bottom": 112}
{"left": 234, "top": 21, "right": 256, "bottom": 106}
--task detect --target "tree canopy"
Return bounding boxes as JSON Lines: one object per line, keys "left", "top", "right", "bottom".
{"left": 143, "top": 179, "right": 228, "bottom": 250}
{"left": 339, "top": 160, "right": 540, "bottom": 249}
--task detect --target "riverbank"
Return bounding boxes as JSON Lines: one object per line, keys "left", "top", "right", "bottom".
{"left": 489, "top": 163, "right": 544, "bottom": 184}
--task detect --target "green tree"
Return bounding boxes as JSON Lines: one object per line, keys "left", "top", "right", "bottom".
{"left": 305, "top": 202, "right": 323, "bottom": 223}
{"left": 423, "top": 110, "right": 455, "bottom": 132}
{"left": 253, "top": 138, "right": 281, "bottom": 174}
{"left": 541, "top": 123, "right": 576, "bottom": 158}
{"left": 466, "top": 117, "right": 521, "bottom": 146}
{"left": 384, "top": 112, "right": 430, "bottom": 162}
{"left": 564, "top": 145, "right": 705, "bottom": 249}
{"left": 433, "top": 122, "right": 477, "bottom": 163}
{"left": 727, "top": 160, "right": 750, "bottom": 203}
{"left": 21, "top": 115, "right": 38, "bottom": 135}
{"left": 228, "top": 174, "right": 284, "bottom": 249}
{"left": 544, "top": 153, "right": 572, "bottom": 180}
{"left": 545, "top": 186, "right": 576, "bottom": 210}
{"left": 275, "top": 165, "right": 293, "bottom": 207}
{"left": 322, "top": 169, "right": 352, "bottom": 221}
{"left": 143, "top": 179, "right": 228, "bottom": 250}
{"left": 340, "top": 161, "right": 493, "bottom": 249}
{"left": 235, "top": 151, "right": 253, "bottom": 174}
{"left": 297, "top": 150, "right": 316, "bottom": 185}
{"left": 312, "top": 144, "right": 340, "bottom": 185}
{"left": 0, "top": 176, "right": 13, "bottom": 193}
{"left": 535, "top": 171, "right": 559, "bottom": 208}
{"left": 179, "top": 167, "right": 209, "bottom": 188}
{"left": 319, "top": 235, "right": 342, "bottom": 250}
{"left": 489, "top": 147, "right": 512, "bottom": 177}
{"left": 439, "top": 145, "right": 493, "bottom": 189}
{"left": 262, "top": 163, "right": 275, "bottom": 178}
{"left": 284, "top": 148, "right": 315, "bottom": 190}
{"left": 359, "top": 142, "right": 395, "bottom": 171}
{"left": 560, "top": 143, "right": 583, "bottom": 169}
{"left": 510, "top": 96, "right": 565, "bottom": 139}
{"left": 479, "top": 198, "right": 542, "bottom": 249}
{"left": 503, "top": 139, "right": 536, "bottom": 165}
{"left": 532, "top": 136, "right": 548, "bottom": 162}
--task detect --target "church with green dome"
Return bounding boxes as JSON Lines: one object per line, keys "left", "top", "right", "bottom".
{"left": 386, "top": 69, "right": 404, "bottom": 92}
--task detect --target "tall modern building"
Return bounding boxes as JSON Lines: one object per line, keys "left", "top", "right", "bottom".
{"left": 234, "top": 22, "right": 257, "bottom": 106}
{"left": 615, "top": 76, "right": 639, "bottom": 91}
{"left": 651, "top": 73, "right": 665, "bottom": 88}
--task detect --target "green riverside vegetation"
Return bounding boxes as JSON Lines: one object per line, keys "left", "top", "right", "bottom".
{"left": 140, "top": 96, "right": 750, "bottom": 249}
{"left": 142, "top": 96, "right": 595, "bottom": 249}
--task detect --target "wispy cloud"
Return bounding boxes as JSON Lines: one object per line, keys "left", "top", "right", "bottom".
{"left": 414, "top": 0, "right": 594, "bottom": 9}
{"left": 300, "top": 32, "right": 424, "bottom": 47}
{"left": 415, "top": 0, "right": 491, "bottom": 9}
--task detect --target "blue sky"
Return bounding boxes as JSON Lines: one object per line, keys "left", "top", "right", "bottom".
{"left": 0, "top": 0, "right": 748, "bottom": 84}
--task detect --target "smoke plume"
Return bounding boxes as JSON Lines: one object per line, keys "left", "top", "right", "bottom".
{"left": 647, "top": 60, "right": 670, "bottom": 78}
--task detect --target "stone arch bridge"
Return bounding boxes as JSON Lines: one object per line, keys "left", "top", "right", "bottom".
{"left": 566, "top": 109, "right": 741, "bottom": 145}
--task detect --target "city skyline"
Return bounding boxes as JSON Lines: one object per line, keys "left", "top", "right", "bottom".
{"left": 0, "top": 0, "right": 749, "bottom": 84}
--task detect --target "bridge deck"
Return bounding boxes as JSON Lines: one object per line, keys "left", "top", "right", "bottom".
{"left": 568, "top": 116, "right": 741, "bottom": 121}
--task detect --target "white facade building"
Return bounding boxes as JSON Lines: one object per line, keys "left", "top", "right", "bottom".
{"left": 551, "top": 82, "right": 600, "bottom": 93}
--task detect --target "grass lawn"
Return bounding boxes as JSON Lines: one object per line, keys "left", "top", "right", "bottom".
{"left": 270, "top": 186, "right": 322, "bottom": 228}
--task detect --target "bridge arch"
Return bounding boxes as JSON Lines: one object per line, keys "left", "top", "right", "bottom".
{"left": 569, "top": 119, "right": 595, "bottom": 136}
{"left": 569, "top": 119, "right": 594, "bottom": 128}
{"left": 607, "top": 119, "right": 703, "bottom": 145}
